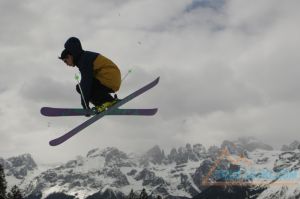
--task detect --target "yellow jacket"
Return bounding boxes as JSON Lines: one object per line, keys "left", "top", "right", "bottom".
{"left": 93, "top": 54, "right": 121, "bottom": 92}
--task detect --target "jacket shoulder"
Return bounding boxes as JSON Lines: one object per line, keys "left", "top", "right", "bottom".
{"left": 77, "top": 51, "right": 99, "bottom": 68}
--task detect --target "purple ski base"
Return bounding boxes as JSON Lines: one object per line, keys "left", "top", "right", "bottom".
{"left": 48, "top": 77, "right": 159, "bottom": 146}
{"left": 41, "top": 107, "right": 158, "bottom": 117}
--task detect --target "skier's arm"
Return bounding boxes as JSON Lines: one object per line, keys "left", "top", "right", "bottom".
{"left": 79, "top": 65, "right": 93, "bottom": 109}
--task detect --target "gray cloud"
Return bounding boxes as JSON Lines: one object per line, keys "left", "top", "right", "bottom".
{"left": 155, "top": 64, "right": 263, "bottom": 119}
{"left": 0, "top": 85, "right": 6, "bottom": 94}
{"left": 20, "top": 76, "right": 77, "bottom": 104}
{"left": 0, "top": 1, "right": 38, "bottom": 45}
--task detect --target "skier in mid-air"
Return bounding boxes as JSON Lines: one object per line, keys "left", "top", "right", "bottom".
{"left": 59, "top": 37, "right": 121, "bottom": 113}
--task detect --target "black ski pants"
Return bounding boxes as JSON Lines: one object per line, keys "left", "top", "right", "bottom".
{"left": 76, "top": 78, "right": 114, "bottom": 106}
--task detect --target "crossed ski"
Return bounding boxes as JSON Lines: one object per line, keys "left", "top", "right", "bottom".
{"left": 41, "top": 107, "right": 157, "bottom": 117}
{"left": 41, "top": 77, "right": 159, "bottom": 146}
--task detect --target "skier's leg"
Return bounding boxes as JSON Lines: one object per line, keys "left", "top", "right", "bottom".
{"left": 90, "top": 78, "right": 114, "bottom": 106}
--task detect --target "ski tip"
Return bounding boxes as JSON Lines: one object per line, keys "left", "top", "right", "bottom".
{"left": 40, "top": 107, "right": 48, "bottom": 116}
{"left": 49, "top": 139, "right": 61, "bottom": 146}
{"left": 149, "top": 77, "right": 160, "bottom": 88}
{"left": 49, "top": 140, "right": 56, "bottom": 146}
{"left": 155, "top": 76, "right": 160, "bottom": 83}
{"left": 146, "top": 108, "right": 158, "bottom": 116}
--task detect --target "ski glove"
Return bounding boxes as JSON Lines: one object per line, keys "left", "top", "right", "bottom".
{"left": 76, "top": 84, "right": 80, "bottom": 93}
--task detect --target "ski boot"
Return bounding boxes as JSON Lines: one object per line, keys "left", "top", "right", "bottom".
{"left": 95, "top": 99, "right": 119, "bottom": 113}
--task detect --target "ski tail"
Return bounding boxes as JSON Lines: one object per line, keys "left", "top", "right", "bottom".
{"left": 41, "top": 107, "right": 94, "bottom": 117}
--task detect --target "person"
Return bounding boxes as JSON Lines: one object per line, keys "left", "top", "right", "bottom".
{"left": 59, "top": 37, "right": 121, "bottom": 112}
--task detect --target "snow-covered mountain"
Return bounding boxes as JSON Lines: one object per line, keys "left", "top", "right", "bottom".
{"left": 2, "top": 138, "right": 300, "bottom": 199}
{"left": 0, "top": 154, "right": 44, "bottom": 191}
{"left": 281, "top": 140, "right": 300, "bottom": 151}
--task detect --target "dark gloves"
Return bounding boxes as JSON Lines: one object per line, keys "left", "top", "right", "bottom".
{"left": 76, "top": 84, "right": 80, "bottom": 94}
{"left": 82, "top": 101, "right": 91, "bottom": 117}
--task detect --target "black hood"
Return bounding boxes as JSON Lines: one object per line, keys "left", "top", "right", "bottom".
{"left": 64, "top": 37, "right": 84, "bottom": 65}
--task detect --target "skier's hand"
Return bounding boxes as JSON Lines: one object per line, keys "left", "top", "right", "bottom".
{"left": 75, "top": 84, "right": 80, "bottom": 94}
{"left": 84, "top": 107, "right": 91, "bottom": 117}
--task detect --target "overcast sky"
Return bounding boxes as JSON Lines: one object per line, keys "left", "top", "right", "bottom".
{"left": 0, "top": 0, "right": 300, "bottom": 164}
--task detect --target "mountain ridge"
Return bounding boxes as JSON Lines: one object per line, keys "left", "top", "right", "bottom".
{"left": 1, "top": 138, "right": 300, "bottom": 199}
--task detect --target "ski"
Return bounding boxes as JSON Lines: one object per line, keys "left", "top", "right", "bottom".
{"left": 49, "top": 77, "right": 159, "bottom": 146}
{"left": 41, "top": 107, "right": 157, "bottom": 117}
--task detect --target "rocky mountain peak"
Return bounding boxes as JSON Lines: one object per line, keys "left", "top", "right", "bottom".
{"left": 145, "top": 145, "right": 165, "bottom": 164}
{"left": 221, "top": 140, "right": 246, "bottom": 157}
{"left": 167, "top": 143, "right": 207, "bottom": 164}
{"left": 207, "top": 145, "right": 220, "bottom": 159}
{"left": 104, "top": 148, "right": 132, "bottom": 167}
{"left": 193, "top": 144, "right": 206, "bottom": 155}
{"left": 7, "top": 154, "right": 37, "bottom": 168}
{"left": 4, "top": 153, "right": 37, "bottom": 179}
{"left": 235, "top": 137, "right": 273, "bottom": 152}
{"left": 86, "top": 147, "right": 124, "bottom": 158}
{"left": 140, "top": 145, "right": 165, "bottom": 166}
{"left": 86, "top": 147, "right": 133, "bottom": 167}
{"left": 281, "top": 140, "right": 300, "bottom": 151}
{"left": 141, "top": 144, "right": 208, "bottom": 166}
{"left": 86, "top": 148, "right": 100, "bottom": 158}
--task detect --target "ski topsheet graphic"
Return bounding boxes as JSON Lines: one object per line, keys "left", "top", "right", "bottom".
{"left": 42, "top": 77, "right": 159, "bottom": 146}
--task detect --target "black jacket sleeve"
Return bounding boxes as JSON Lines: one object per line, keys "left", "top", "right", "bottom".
{"left": 79, "top": 62, "right": 93, "bottom": 109}
{"left": 76, "top": 51, "right": 99, "bottom": 109}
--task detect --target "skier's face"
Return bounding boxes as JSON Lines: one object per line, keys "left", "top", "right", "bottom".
{"left": 63, "top": 55, "right": 75, "bottom": 67}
